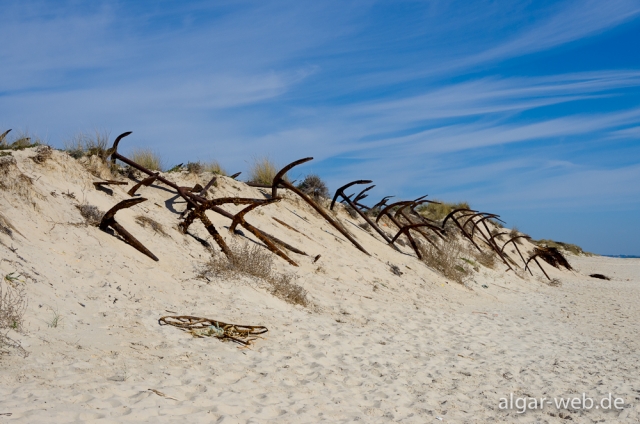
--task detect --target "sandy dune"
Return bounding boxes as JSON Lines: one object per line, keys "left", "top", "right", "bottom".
{"left": 1, "top": 148, "right": 638, "bottom": 423}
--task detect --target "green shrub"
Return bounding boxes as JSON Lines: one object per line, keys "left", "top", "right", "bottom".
{"left": 297, "top": 174, "right": 329, "bottom": 199}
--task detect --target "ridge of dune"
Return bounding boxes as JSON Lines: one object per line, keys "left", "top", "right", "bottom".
{"left": 1, "top": 147, "right": 638, "bottom": 423}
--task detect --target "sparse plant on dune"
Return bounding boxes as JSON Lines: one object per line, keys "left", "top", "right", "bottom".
{"left": 64, "top": 130, "right": 110, "bottom": 160}
{"left": 186, "top": 161, "right": 203, "bottom": 174}
{"left": 203, "top": 160, "right": 227, "bottom": 176}
{"left": 534, "top": 238, "right": 591, "bottom": 256}
{"left": 76, "top": 204, "right": 103, "bottom": 226}
{"left": 248, "top": 156, "right": 283, "bottom": 185}
{"left": 0, "top": 130, "right": 42, "bottom": 151}
{"left": 131, "top": 148, "right": 164, "bottom": 171}
{"left": 419, "top": 238, "right": 471, "bottom": 284}
{"left": 47, "top": 307, "right": 63, "bottom": 328}
{"left": 416, "top": 200, "right": 470, "bottom": 222}
{"left": 130, "top": 148, "right": 164, "bottom": 172}
{"left": 296, "top": 174, "right": 329, "bottom": 199}
{"left": 135, "top": 215, "right": 168, "bottom": 237}
{"left": 199, "top": 241, "right": 308, "bottom": 307}
{"left": 0, "top": 278, "right": 27, "bottom": 356}
{"left": 31, "top": 145, "right": 52, "bottom": 164}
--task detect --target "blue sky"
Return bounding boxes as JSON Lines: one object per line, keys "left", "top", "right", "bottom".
{"left": 2, "top": 0, "right": 640, "bottom": 255}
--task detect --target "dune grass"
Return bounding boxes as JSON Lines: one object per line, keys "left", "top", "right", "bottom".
{"left": 130, "top": 148, "right": 164, "bottom": 172}
{"left": 416, "top": 200, "right": 471, "bottom": 221}
{"left": 199, "top": 241, "right": 308, "bottom": 307}
{"left": 64, "top": 130, "right": 110, "bottom": 159}
{"left": 248, "top": 156, "right": 283, "bottom": 185}
{"left": 182, "top": 160, "right": 227, "bottom": 176}
{"left": 0, "top": 130, "right": 42, "bottom": 151}
{"left": 534, "top": 239, "right": 592, "bottom": 256}
{"left": 202, "top": 160, "right": 227, "bottom": 176}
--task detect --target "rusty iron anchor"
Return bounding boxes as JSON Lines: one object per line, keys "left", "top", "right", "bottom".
{"left": 99, "top": 198, "right": 158, "bottom": 261}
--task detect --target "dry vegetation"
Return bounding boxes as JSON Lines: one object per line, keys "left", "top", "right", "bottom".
{"left": 64, "top": 131, "right": 110, "bottom": 159}
{"left": 76, "top": 204, "right": 103, "bottom": 226}
{"left": 0, "top": 155, "right": 38, "bottom": 203}
{"left": 297, "top": 174, "right": 330, "bottom": 199}
{"left": 416, "top": 200, "right": 470, "bottom": 221}
{"left": 135, "top": 215, "right": 168, "bottom": 237}
{"left": 419, "top": 235, "right": 497, "bottom": 285}
{"left": 419, "top": 239, "right": 471, "bottom": 284}
{"left": 203, "top": 160, "right": 227, "bottom": 176}
{"left": 0, "top": 130, "right": 41, "bottom": 151}
{"left": 130, "top": 148, "right": 164, "bottom": 172}
{"left": 179, "top": 160, "right": 227, "bottom": 176}
{"left": 0, "top": 278, "right": 27, "bottom": 356}
{"left": 534, "top": 238, "right": 591, "bottom": 256}
{"left": 248, "top": 156, "right": 281, "bottom": 185}
{"left": 31, "top": 145, "right": 53, "bottom": 164}
{"left": 199, "top": 241, "right": 308, "bottom": 307}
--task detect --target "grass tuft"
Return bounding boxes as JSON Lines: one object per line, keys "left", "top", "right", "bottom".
{"left": 64, "top": 130, "right": 110, "bottom": 159}
{"left": 248, "top": 156, "right": 282, "bottom": 185}
{"left": 199, "top": 241, "right": 308, "bottom": 306}
{"left": 135, "top": 215, "right": 168, "bottom": 237}
{"left": 130, "top": 148, "right": 164, "bottom": 172}
{"left": 186, "top": 161, "right": 203, "bottom": 174}
{"left": 416, "top": 200, "right": 470, "bottom": 222}
{"left": 76, "top": 204, "right": 103, "bottom": 226}
{"left": 1, "top": 278, "right": 27, "bottom": 355}
{"left": 203, "top": 160, "right": 227, "bottom": 176}
{"left": 0, "top": 130, "right": 42, "bottom": 151}
{"left": 419, "top": 239, "right": 471, "bottom": 284}
{"left": 47, "top": 308, "right": 63, "bottom": 328}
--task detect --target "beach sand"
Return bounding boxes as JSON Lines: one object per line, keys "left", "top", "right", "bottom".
{"left": 1, "top": 148, "right": 638, "bottom": 422}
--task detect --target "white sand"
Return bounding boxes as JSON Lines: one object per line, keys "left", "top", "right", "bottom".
{"left": 1, "top": 148, "right": 639, "bottom": 422}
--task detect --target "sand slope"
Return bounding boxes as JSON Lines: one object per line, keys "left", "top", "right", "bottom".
{"left": 1, "top": 148, "right": 639, "bottom": 423}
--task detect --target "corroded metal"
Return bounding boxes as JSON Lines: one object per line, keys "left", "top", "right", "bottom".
{"left": 229, "top": 198, "right": 281, "bottom": 233}
{"left": 109, "top": 132, "right": 304, "bottom": 263}
{"left": 193, "top": 207, "right": 232, "bottom": 258}
{"left": 525, "top": 254, "right": 551, "bottom": 280}
{"left": 128, "top": 173, "right": 159, "bottom": 196}
{"left": 199, "top": 175, "right": 218, "bottom": 197}
{"left": 94, "top": 180, "right": 128, "bottom": 189}
{"left": 442, "top": 208, "right": 477, "bottom": 228}
{"left": 271, "top": 157, "right": 313, "bottom": 199}
{"left": 331, "top": 179, "right": 397, "bottom": 248}
{"left": 99, "top": 198, "right": 158, "bottom": 261}
{"left": 0, "top": 129, "right": 11, "bottom": 145}
{"left": 470, "top": 214, "right": 505, "bottom": 239}
{"left": 500, "top": 235, "right": 533, "bottom": 275}
{"left": 353, "top": 185, "right": 375, "bottom": 204}
{"left": 265, "top": 158, "right": 370, "bottom": 255}
{"left": 330, "top": 180, "right": 373, "bottom": 211}
{"left": 371, "top": 196, "right": 393, "bottom": 210}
